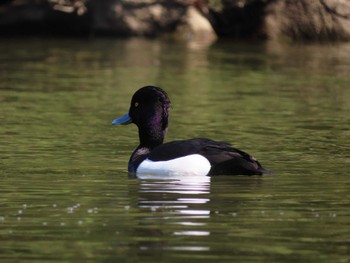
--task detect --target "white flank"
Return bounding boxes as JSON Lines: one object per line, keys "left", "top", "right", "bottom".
{"left": 136, "top": 154, "right": 211, "bottom": 179}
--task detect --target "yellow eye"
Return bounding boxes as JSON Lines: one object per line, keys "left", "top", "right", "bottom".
{"left": 134, "top": 102, "right": 139, "bottom": 107}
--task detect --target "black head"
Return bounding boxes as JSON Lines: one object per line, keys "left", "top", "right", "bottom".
{"left": 129, "top": 86, "right": 170, "bottom": 130}
{"left": 112, "top": 86, "right": 171, "bottom": 147}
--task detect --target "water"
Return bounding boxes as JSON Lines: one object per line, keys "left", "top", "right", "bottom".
{"left": 0, "top": 37, "right": 349, "bottom": 262}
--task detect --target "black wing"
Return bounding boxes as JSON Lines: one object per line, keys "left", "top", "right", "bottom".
{"left": 148, "top": 138, "right": 272, "bottom": 176}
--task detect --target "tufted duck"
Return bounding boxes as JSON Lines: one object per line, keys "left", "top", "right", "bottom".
{"left": 112, "top": 86, "right": 272, "bottom": 177}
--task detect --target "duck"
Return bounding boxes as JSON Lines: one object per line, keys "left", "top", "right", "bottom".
{"left": 112, "top": 86, "right": 272, "bottom": 177}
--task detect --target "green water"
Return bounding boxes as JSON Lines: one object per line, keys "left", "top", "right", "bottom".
{"left": 0, "top": 38, "right": 349, "bottom": 262}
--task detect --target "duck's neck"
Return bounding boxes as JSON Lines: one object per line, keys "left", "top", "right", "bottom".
{"left": 128, "top": 125, "right": 167, "bottom": 173}
{"left": 138, "top": 109, "right": 168, "bottom": 149}
{"left": 138, "top": 123, "right": 167, "bottom": 149}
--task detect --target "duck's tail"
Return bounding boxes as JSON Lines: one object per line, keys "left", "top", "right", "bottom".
{"left": 256, "top": 167, "right": 273, "bottom": 175}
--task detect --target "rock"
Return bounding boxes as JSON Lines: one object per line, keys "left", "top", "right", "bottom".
{"left": 174, "top": 6, "right": 217, "bottom": 42}
{"left": 263, "top": 0, "right": 350, "bottom": 41}
{"left": 0, "top": 0, "right": 216, "bottom": 39}
{"left": 87, "top": 0, "right": 188, "bottom": 36}
{"left": 1, "top": 0, "right": 349, "bottom": 42}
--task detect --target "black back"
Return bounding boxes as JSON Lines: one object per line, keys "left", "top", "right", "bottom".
{"left": 147, "top": 138, "right": 271, "bottom": 176}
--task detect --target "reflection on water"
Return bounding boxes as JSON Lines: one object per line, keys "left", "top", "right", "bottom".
{"left": 265, "top": 40, "right": 350, "bottom": 77}
{"left": 0, "top": 37, "right": 349, "bottom": 262}
{"left": 138, "top": 179, "right": 211, "bottom": 220}
{"left": 130, "top": 178, "right": 212, "bottom": 253}
{"left": 138, "top": 177, "right": 211, "bottom": 194}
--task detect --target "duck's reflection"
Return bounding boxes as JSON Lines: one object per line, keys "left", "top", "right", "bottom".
{"left": 138, "top": 177, "right": 211, "bottom": 219}
{"left": 138, "top": 176, "right": 211, "bottom": 194}
{"left": 128, "top": 176, "right": 211, "bottom": 253}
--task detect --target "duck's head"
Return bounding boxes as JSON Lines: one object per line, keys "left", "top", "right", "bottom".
{"left": 112, "top": 86, "right": 171, "bottom": 147}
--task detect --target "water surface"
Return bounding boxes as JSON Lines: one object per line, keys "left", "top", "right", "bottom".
{"left": 0, "top": 38, "right": 349, "bottom": 262}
